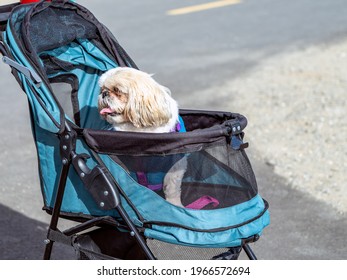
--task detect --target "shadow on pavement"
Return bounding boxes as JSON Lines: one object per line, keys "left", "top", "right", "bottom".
{"left": 0, "top": 204, "right": 75, "bottom": 260}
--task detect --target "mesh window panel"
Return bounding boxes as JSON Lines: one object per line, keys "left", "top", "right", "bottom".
{"left": 112, "top": 143, "right": 257, "bottom": 210}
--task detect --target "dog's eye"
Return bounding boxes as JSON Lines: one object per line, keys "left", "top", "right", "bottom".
{"left": 113, "top": 87, "right": 120, "bottom": 94}
{"left": 112, "top": 88, "right": 123, "bottom": 98}
{"left": 101, "top": 90, "right": 108, "bottom": 97}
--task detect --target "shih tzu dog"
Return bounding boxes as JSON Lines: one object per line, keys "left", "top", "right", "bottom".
{"left": 98, "top": 67, "right": 186, "bottom": 207}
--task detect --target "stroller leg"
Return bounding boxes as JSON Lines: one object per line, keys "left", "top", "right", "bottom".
{"left": 116, "top": 205, "right": 156, "bottom": 260}
{"left": 242, "top": 243, "right": 257, "bottom": 260}
{"left": 43, "top": 160, "right": 71, "bottom": 260}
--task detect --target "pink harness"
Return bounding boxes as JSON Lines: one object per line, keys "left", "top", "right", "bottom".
{"left": 185, "top": 195, "right": 220, "bottom": 210}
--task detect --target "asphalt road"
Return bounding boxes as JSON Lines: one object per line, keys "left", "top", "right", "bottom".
{"left": 0, "top": 0, "right": 346, "bottom": 259}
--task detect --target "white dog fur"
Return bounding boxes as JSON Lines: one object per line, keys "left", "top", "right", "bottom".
{"left": 98, "top": 67, "right": 186, "bottom": 207}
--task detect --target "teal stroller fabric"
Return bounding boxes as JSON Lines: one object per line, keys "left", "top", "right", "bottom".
{"left": 1, "top": 0, "right": 269, "bottom": 249}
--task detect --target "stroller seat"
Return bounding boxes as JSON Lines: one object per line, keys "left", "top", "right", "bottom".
{"left": 0, "top": 0, "right": 269, "bottom": 260}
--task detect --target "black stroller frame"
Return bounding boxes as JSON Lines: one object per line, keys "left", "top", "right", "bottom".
{"left": 43, "top": 121, "right": 156, "bottom": 260}
{"left": 0, "top": 1, "right": 268, "bottom": 260}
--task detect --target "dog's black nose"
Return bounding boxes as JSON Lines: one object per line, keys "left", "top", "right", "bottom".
{"left": 102, "top": 90, "right": 108, "bottom": 98}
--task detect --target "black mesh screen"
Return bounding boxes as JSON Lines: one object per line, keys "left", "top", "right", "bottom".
{"left": 28, "top": 7, "right": 98, "bottom": 53}
{"left": 111, "top": 143, "right": 257, "bottom": 210}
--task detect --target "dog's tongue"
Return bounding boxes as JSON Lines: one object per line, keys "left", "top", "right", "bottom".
{"left": 100, "top": 107, "right": 114, "bottom": 115}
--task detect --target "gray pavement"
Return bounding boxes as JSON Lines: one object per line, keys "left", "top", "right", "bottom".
{"left": 0, "top": 0, "right": 346, "bottom": 259}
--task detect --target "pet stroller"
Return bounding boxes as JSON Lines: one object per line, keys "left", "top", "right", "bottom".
{"left": 0, "top": 0, "right": 269, "bottom": 260}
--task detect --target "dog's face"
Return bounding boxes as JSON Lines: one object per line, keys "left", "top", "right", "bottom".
{"left": 98, "top": 67, "right": 173, "bottom": 129}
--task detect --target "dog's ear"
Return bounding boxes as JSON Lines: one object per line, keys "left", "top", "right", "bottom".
{"left": 124, "top": 84, "right": 173, "bottom": 128}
